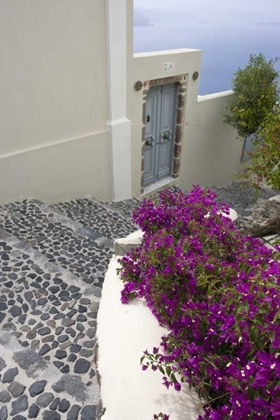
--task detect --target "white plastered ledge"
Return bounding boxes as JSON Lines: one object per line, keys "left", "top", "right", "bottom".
{"left": 97, "top": 256, "right": 203, "bottom": 420}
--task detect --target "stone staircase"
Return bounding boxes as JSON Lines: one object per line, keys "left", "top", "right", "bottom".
{"left": 0, "top": 197, "right": 139, "bottom": 420}
{"left": 0, "top": 184, "right": 278, "bottom": 420}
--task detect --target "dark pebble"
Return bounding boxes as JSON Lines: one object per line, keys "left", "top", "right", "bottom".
{"left": 10, "top": 394, "right": 28, "bottom": 415}
{"left": 79, "top": 298, "right": 90, "bottom": 305}
{"left": 24, "top": 291, "right": 33, "bottom": 302}
{"left": 80, "top": 349, "right": 93, "bottom": 358}
{"left": 52, "top": 341, "right": 59, "bottom": 349}
{"left": 17, "top": 295, "right": 23, "bottom": 304}
{"left": 38, "top": 327, "right": 51, "bottom": 336}
{"left": 49, "top": 286, "right": 60, "bottom": 295}
{"left": 66, "top": 309, "right": 77, "bottom": 318}
{"left": 9, "top": 305, "right": 22, "bottom": 317}
{"left": 55, "top": 327, "right": 64, "bottom": 335}
{"left": 67, "top": 353, "right": 77, "bottom": 362}
{"left": 86, "top": 328, "right": 96, "bottom": 339}
{"left": 68, "top": 285, "right": 80, "bottom": 293}
{"left": 76, "top": 323, "right": 84, "bottom": 332}
{"left": 0, "top": 406, "right": 8, "bottom": 420}
{"left": 18, "top": 315, "right": 27, "bottom": 324}
{"left": 61, "top": 318, "right": 75, "bottom": 327}
{"left": 26, "top": 330, "right": 36, "bottom": 340}
{"left": 0, "top": 302, "right": 8, "bottom": 311}
{"left": 58, "top": 291, "right": 69, "bottom": 298}
{"left": 53, "top": 361, "right": 64, "bottom": 369}
{"left": 42, "top": 410, "right": 61, "bottom": 420}
{"left": 28, "top": 403, "right": 40, "bottom": 418}
{"left": 58, "top": 335, "right": 68, "bottom": 343}
{"left": 87, "top": 311, "right": 97, "bottom": 319}
{"left": 83, "top": 340, "right": 95, "bottom": 348}
{"left": 37, "top": 298, "right": 48, "bottom": 306}
{"left": 55, "top": 350, "right": 67, "bottom": 360}
{"left": 81, "top": 405, "right": 96, "bottom": 420}
{"left": 0, "top": 357, "right": 7, "bottom": 371}
{"left": 36, "top": 392, "right": 54, "bottom": 408}
{"left": 70, "top": 344, "right": 81, "bottom": 353}
{"left": 8, "top": 299, "right": 16, "bottom": 305}
{"left": 22, "top": 304, "right": 29, "bottom": 313}
{"left": 74, "top": 358, "right": 90, "bottom": 374}
{"left": 49, "top": 397, "right": 60, "bottom": 410}
{"left": 54, "top": 313, "right": 65, "bottom": 320}
{"left": 67, "top": 405, "right": 81, "bottom": 420}
{"left": 0, "top": 389, "right": 11, "bottom": 402}
{"left": 39, "top": 344, "right": 51, "bottom": 356}
{"left": 29, "top": 380, "right": 47, "bottom": 397}
{"left": 72, "top": 293, "right": 82, "bottom": 300}
{"left": 76, "top": 314, "right": 87, "bottom": 322}
{"left": 2, "top": 367, "right": 19, "bottom": 383}
{"left": 60, "top": 365, "right": 69, "bottom": 374}
{"left": 58, "top": 398, "right": 70, "bottom": 413}
{"left": 65, "top": 327, "right": 76, "bottom": 338}
{"left": 49, "top": 307, "right": 58, "bottom": 315}
{"left": 7, "top": 381, "right": 26, "bottom": 398}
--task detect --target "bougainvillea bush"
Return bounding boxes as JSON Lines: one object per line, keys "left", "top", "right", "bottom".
{"left": 117, "top": 187, "right": 280, "bottom": 420}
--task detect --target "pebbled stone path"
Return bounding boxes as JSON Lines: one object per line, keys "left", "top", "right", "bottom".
{"left": 52, "top": 198, "right": 137, "bottom": 240}
{"left": 0, "top": 198, "right": 138, "bottom": 419}
{"left": 0, "top": 182, "right": 278, "bottom": 419}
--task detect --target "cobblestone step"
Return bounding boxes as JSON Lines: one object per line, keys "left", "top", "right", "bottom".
{"left": 100, "top": 197, "right": 143, "bottom": 221}
{"left": 0, "top": 199, "right": 113, "bottom": 287}
{"left": 52, "top": 197, "right": 138, "bottom": 239}
{"left": 0, "top": 230, "right": 103, "bottom": 419}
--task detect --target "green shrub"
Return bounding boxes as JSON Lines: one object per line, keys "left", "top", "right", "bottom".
{"left": 223, "top": 53, "right": 279, "bottom": 139}
{"left": 241, "top": 110, "right": 280, "bottom": 191}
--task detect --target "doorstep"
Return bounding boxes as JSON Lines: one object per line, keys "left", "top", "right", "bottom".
{"left": 142, "top": 177, "right": 179, "bottom": 198}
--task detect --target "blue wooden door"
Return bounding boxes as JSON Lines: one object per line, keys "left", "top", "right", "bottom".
{"left": 144, "top": 84, "right": 177, "bottom": 187}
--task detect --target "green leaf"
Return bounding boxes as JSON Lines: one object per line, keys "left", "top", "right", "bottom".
{"left": 166, "top": 366, "right": 172, "bottom": 377}
{"left": 247, "top": 386, "right": 256, "bottom": 400}
{"left": 249, "top": 326, "right": 258, "bottom": 343}
{"left": 159, "top": 366, "right": 165, "bottom": 375}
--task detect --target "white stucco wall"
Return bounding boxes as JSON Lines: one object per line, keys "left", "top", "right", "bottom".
{"left": 106, "top": 0, "right": 132, "bottom": 201}
{"left": 0, "top": 0, "right": 111, "bottom": 203}
{"left": 179, "top": 91, "right": 245, "bottom": 190}
{"left": 0, "top": 131, "right": 111, "bottom": 205}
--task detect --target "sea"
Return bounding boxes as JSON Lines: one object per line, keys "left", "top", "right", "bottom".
{"left": 134, "top": 21, "right": 280, "bottom": 95}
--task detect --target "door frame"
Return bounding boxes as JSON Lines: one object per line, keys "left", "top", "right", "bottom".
{"left": 141, "top": 75, "right": 188, "bottom": 193}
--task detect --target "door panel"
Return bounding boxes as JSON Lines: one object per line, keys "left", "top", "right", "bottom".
{"left": 144, "top": 88, "right": 157, "bottom": 186}
{"left": 144, "top": 84, "right": 177, "bottom": 187}
{"left": 156, "top": 84, "right": 176, "bottom": 181}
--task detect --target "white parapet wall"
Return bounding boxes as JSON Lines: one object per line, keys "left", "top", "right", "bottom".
{"left": 97, "top": 256, "right": 203, "bottom": 420}
{"left": 180, "top": 90, "right": 245, "bottom": 190}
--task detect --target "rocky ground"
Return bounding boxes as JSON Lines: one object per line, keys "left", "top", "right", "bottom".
{"left": 0, "top": 182, "right": 278, "bottom": 420}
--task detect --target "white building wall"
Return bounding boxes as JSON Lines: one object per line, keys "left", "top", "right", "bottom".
{"left": 0, "top": 0, "right": 111, "bottom": 203}
{"left": 180, "top": 91, "right": 245, "bottom": 190}
{"left": 106, "top": 0, "right": 132, "bottom": 201}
